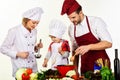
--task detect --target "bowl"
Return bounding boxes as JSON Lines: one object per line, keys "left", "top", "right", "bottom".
{"left": 55, "top": 65, "right": 76, "bottom": 77}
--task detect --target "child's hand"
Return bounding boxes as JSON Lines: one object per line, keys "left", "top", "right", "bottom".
{"left": 42, "top": 63, "right": 47, "bottom": 67}
{"left": 42, "top": 59, "right": 48, "bottom": 67}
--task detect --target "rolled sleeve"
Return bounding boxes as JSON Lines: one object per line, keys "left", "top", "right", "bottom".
{"left": 95, "top": 18, "right": 112, "bottom": 43}
{"left": 45, "top": 51, "right": 51, "bottom": 60}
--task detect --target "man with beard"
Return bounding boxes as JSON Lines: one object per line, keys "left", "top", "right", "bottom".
{"left": 61, "top": 0, "right": 112, "bottom": 76}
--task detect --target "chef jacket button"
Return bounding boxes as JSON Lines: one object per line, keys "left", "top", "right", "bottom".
{"left": 28, "top": 61, "right": 30, "bottom": 63}
{"left": 32, "top": 60, "right": 34, "bottom": 62}
{"left": 24, "top": 35, "right": 27, "bottom": 38}
{"left": 28, "top": 44, "right": 30, "bottom": 46}
{"left": 32, "top": 44, "right": 34, "bottom": 46}
{"left": 30, "top": 36, "right": 32, "bottom": 38}
{"left": 32, "top": 52, "right": 34, "bottom": 54}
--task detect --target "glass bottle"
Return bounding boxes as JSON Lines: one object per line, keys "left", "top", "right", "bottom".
{"left": 114, "top": 49, "right": 120, "bottom": 80}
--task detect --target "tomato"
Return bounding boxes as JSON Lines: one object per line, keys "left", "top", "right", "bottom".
{"left": 26, "top": 68, "right": 33, "bottom": 75}
{"left": 71, "top": 75, "right": 79, "bottom": 80}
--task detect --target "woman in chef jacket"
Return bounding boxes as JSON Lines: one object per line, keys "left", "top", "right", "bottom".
{"left": 0, "top": 7, "right": 43, "bottom": 78}
{"left": 42, "top": 19, "right": 70, "bottom": 70}
{"left": 61, "top": 0, "right": 112, "bottom": 75}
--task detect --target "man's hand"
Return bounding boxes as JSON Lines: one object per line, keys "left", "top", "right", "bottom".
{"left": 75, "top": 45, "right": 90, "bottom": 55}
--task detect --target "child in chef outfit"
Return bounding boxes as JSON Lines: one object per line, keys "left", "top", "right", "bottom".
{"left": 42, "top": 19, "right": 70, "bottom": 70}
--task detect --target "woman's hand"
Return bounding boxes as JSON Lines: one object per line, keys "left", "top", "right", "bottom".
{"left": 34, "top": 42, "right": 43, "bottom": 52}
{"left": 37, "top": 42, "right": 43, "bottom": 49}
{"left": 16, "top": 52, "right": 29, "bottom": 59}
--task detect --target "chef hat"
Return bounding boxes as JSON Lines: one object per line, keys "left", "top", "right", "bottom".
{"left": 49, "top": 19, "right": 67, "bottom": 39}
{"left": 61, "top": 0, "right": 81, "bottom": 15}
{"left": 22, "top": 7, "right": 43, "bottom": 21}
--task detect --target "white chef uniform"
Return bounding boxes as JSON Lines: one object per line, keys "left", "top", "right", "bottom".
{"left": 45, "top": 19, "right": 69, "bottom": 69}
{"left": 0, "top": 7, "right": 43, "bottom": 77}
{"left": 0, "top": 24, "right": 37, "bottom": 77}
{"left": 46, "top": 40, "right": 69, "bottom": 70}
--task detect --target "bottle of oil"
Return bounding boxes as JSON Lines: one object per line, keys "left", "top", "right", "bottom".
{"left": 114, "top": 49, "right": 120, "bottom": 80}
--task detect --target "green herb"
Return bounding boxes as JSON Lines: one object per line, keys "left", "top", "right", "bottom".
{"left": 37, "top": 69, "right": 61, "bottom": 80}
{"left": 100, "top": 67, "right": 115, "bottom": 80}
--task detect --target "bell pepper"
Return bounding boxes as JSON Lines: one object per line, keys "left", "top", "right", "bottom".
{"left": 26, "top": 68, "right": 33, "bottom": 75}
{"left": 22, "top": 73, "right": 30, "bottom": 80}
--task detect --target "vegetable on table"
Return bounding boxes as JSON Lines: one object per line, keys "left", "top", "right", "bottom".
{"left": 84, "top": 59, "right": 115, "bottom": 80}
{"left": 30, "top": 73, "right": 38, "bottom": 80}
{"left": 22, "top": 73, "right": 30, "bottom": 80}
{"left": 26, "top": 68, "right": 33, "bottom": 75}
{"left": 16, "top": 68, "right": 33, "bottom": 80}
{"left": 16, "top": 68, "right": 26, "bottom": 80}
{"left": 100, "top": 67, "right": 115, "bottom": 80}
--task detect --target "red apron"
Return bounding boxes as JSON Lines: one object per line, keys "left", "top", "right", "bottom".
{"left": 74, "top": 16, "right": 110, "bottom": 74}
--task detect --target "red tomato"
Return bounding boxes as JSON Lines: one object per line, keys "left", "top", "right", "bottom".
{"left": 71, "top": 75, "right": 79, "bottom": 80}
{"left": 26, "top": 68, "right": 33, "bottom": 75}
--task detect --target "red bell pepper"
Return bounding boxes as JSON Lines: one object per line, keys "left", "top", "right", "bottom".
{"left": 26, "top": 68, "right": 33, "bottom": 75}
{"left": 22, "top": 73, "right": 30, "bottom": 80}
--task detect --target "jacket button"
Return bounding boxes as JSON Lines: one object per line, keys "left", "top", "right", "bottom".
{"left": 28, "top": 61, "right": 30, "bottom": 63}
{"left": 28, "top": 44, "right": 30, "bottom": 46}
{"left": 25, "top": 36, "right": 27, "bottom": 38}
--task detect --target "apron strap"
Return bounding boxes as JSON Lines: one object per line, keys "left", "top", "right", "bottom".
{"left": 74, "top": 16, "right": 91, "bottom": 38}
{"left": 86, "top": 16, "right": 91, "bottom": 32}
{"left": 74, "top": 24, "right": 76, "bottom": 38}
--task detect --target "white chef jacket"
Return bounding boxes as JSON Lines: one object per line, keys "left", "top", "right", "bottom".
{"left": 45, "top": 40, "right": 69, "bottom": 70}
{"left": 0, "top": 24, "right": 38, "bottom": 77}
{"left": 68, "top": 15, "right": 112, "bottom": 75}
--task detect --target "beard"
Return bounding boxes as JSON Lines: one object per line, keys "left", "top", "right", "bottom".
{"left": 73, "top": 19, "right": 81, "bottom": 25}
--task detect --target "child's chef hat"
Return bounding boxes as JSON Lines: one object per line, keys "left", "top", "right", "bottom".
{"left": 49, "top": 19, "right": 67, "bottom": 39}
{"left": 22, "top": 7, "right": 43, "bottom": 21}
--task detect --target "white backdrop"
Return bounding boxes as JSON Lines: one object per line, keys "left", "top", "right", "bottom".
{"left": 0, "top": 0, "right": 119, "bottom": 79}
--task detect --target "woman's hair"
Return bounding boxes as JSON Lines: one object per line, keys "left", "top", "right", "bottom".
{"left": 22, "top": 18, "right": 30, "bottom": 26}
{"left": 76, "top": 6, "right": 82, "bottom": 14}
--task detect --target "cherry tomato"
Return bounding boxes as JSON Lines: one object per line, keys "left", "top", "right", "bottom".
{"left": 71, "top": 75, "right": 79, "bottom": 80}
